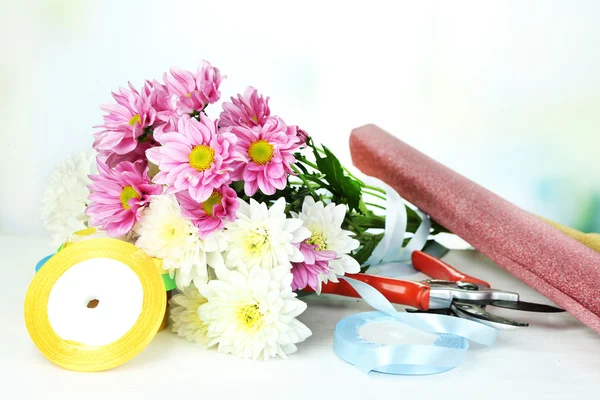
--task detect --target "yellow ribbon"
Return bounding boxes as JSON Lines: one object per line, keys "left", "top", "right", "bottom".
{"left": 57, "top": 228, "right": 174, "bottom": 333}
{"left": 25, "top": 238, "right": 166, "bottom": 372}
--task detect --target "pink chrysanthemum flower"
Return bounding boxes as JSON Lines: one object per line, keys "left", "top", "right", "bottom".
{"left": 230, "top": 117, "right": 301, "bottom": 196}
{"left": 296, "top": 128, "right": 309, "bottom": 144}
{"left": 287, "top": 125, "right": 309, "bottom": 147}
{"left": 163, "top": 61, "right": 224, "bottom": 116}
{"left": 291, "top": 242, "right": 336, "bottom": 292}
{"left": 147, "top": 114, "right": 241, "bottom": 203}
{"left": 86, "top": 160, "right": 162, "bottom": 237}
{"left": 176, "top": 185, "right": 239, "bottom": 239}
{"left": 219, "top": 86, "right": 270, "bottom": 129}
{"left": 98, "top": 140, "right": 157, "bottom": 168}
{"left": 150, "top": 80, "right": 178, "bottom": 130}
{"left": 93, "top": 81, "right": 156, "bottom": 157}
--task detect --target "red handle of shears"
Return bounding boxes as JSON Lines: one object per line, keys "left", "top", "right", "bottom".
{"left": 316, "top": 251, "right": 490, "bottom": 310}
{"left": 411, "top": 251, "right": 490, "bottom": 288}
{"left": 317, "top": 273, "right": 431, "bottom": 310}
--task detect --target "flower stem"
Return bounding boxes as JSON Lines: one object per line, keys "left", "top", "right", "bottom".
{"left": 288, "top": 180, "right": 319, "bottom": 189}
{"left": 300, "top": 173, "right": 330, "bottom": 189}
{"left": 290, "top": 165, "right": 319, "bottom": 198}
{"left": 365, "top": 202, "right": 386, "bottom": 211}
{"left": 363, "top": 190, "right": 386, "bottom": 201}
{"left": 363, "top": 184, "right": 386, "bottom": 194}
{"left": 298, "top": 157, "right": 319, "bottom": 170}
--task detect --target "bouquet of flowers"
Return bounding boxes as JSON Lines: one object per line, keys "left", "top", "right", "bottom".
{"left": 41, "top": 60, "right": 446, "bottom": 361}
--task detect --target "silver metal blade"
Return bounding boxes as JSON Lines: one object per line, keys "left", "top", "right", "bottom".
{"left": 489, "top": 300, "right": 565, "bottom": 313}
{"left": 406, "top": 307, "right": 457, "bottom": 317}
{"left": 452, "top": 302, "right": 529, "bottom": 328}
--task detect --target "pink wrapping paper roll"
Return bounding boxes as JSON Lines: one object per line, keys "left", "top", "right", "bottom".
{"left": 350, "top": 124, "right": 600, "bottom": 334}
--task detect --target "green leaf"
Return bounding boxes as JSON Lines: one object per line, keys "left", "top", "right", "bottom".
{"left": 313, "top": 145, "right": 362, "bottom": 212}
{"left": 406, "top": 206, "right": 422, "bottom": 225}
{"left": 351, "top": 232, "right": 384, "bottom": 266}
{"left": 358, "top": 199, "right": 370, "bottom": 215}
{"left": 351, "top": 214, "right": 386, "bottom": 230}
{"left": 293, "top": 154, "right": 311, "bottom": 175}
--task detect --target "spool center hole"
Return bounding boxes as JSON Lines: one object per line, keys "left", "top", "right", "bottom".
{"left": 87, "top": 299, "right": 99, "bottom": 309}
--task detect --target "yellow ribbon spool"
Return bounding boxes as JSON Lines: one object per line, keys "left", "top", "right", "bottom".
{"left": 24, "top": 238, "right": 166, "bottom": 372}
{"left": 56, "top": 229, "right": 173, "bottom": 333}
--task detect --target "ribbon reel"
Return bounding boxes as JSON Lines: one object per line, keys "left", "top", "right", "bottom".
{"left": 333, "top": 277, "right": 497, "bottom": 375}
{"left": 25, "top": 238, "right": 167, "bottom": 372}
{"left": 333, "top": 174, "right": 498, "bottom": 375}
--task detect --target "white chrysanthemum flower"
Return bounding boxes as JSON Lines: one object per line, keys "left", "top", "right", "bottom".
{"left": 291, "top": 197, "right": 360, "bottom": 285}
{"left": 222, "top": 198, "right": 310, "bottom": 270}
{"left": 198, "top": 266, "right": 312, "bottom": 360}
{"left": 135, "top": 194, "right": 226, "bottom": 288}
{"left": 169, "top": 285, "right": 216, "bottom": 347}
{"left": 40, "top": 151, "right": 97, "bottom": 245}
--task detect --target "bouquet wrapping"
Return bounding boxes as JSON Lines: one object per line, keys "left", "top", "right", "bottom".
{"left": 350, "top": 124, "right": 600, "bottom": 334}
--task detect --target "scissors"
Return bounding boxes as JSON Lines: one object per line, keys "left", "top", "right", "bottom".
{"left": 318, "top": 250, "right": 564, "bottom": 329}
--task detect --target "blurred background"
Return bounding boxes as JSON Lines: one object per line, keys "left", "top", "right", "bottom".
{"left": 1, "top": 0, "right": 598, "bottom": 236}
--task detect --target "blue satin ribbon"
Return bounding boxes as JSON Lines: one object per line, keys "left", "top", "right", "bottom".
{"left": 35, "top": 254, "right": 54, "bottom": 272}
{"left": 333, "top": 277, "right": 498, "bottom": 375}
{"left": 337, "top": 174, "right": 492, "bottom": 374}
{"left": 360, "top": 175, "right": 434, "bottom": 278}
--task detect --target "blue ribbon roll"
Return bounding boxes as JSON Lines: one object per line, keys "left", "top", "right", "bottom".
{"left": 334, "top": 312, "right": 469, "bottom": 375}
{"left": 333, "top": 277, "right": 498, "bottom": 375}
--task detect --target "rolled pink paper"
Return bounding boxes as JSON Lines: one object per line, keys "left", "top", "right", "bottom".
{"left": 350, "top": 124, "right": 600, "bottom": 334}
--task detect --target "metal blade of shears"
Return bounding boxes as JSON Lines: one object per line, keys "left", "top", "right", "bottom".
{"left": 452, "top": 302, "right": 529, "bottom": 329}
{"left": 405, "top": 307, "right": 457, "bottom": 317}
{"left": 489, "top": 300, "right": 564, "bottom": 313}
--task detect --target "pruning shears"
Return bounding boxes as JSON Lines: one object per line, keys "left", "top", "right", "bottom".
{"left": 319, "top": 250, "right": 564, "bottom": 329}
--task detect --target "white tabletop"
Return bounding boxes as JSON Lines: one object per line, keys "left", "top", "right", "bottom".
{"left": 2, "top": 235, "right": 599, "bottom": 399}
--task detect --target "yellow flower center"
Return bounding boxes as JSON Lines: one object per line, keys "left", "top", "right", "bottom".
{"left": 251, "top": 115, "right": 259, "bottom": 123}
{"left": 202, "top": 191, "right": 222, "bottom": 216}
{"left": 120, "top": 185, "right": 140, "bottom": 210}
{"left": 189, "top": 145, "right": 215, "bottom": 172}
{"left": 128, "top": 114, "right": 141, "bottom": 126}
{"left": 244, "top": 228, "right": 270, "bottom": 256}
{"left": 307, "top": 233, "right": 327, "bottom": 251}
{"left": 159, "top": 222, "right": 183, "bottom": 242}
{"left": 248, "top": 140, "right": 274, "bottom": 165}
{"left": 237, "top": 304, "right": 263, "bottom": 331}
